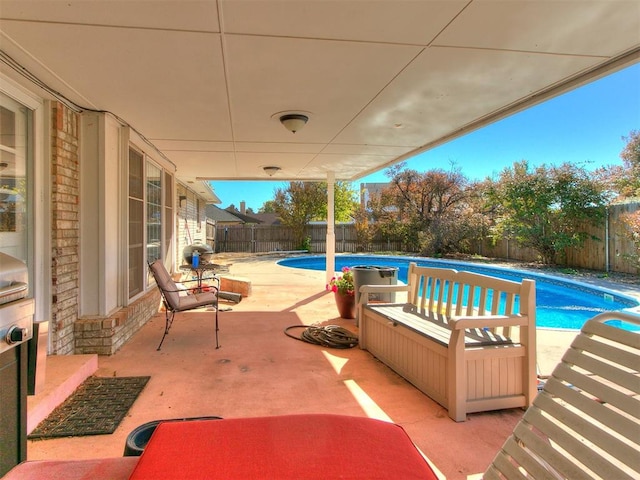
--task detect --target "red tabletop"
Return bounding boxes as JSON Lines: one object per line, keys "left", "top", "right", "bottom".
{"left": 128, "top": 414, "right": 438, "bottom": 479}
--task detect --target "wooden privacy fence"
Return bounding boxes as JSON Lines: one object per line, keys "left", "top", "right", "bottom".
{"left": 213, "top": 202, "right": 638, "bottom": 274}
{"left": 475, "top": 202, "right": 639, "bottom": 274}
{"left": 214, "top": 224, "right": 403, "bottom": 254}
{"left": 570, "top": 202, "right": 638, "bottom": 274}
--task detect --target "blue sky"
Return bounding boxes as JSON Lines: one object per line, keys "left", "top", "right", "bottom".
{"left": 211, "top": 62, "right": 640, "bottom": 212}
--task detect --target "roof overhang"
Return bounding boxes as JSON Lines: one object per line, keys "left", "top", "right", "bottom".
{"left": 1, "top": 0, "right": 638, "bottom": 185}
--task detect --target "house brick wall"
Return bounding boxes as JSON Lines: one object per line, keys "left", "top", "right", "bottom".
{"left": 50, "top": 102, "right": 80, "bottom": 355}
{"left": 74, "top": 289, "right": 160, "bottom": 355}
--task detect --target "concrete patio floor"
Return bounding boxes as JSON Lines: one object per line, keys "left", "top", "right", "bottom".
{"left": 25, "top": 254, "right": 638, "bottom": 480}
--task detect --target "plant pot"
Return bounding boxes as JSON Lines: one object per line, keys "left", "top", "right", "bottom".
{"left": 334, "top": 291, "right": 356, "bottom": 319}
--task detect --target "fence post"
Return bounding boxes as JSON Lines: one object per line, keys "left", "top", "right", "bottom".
{"left": 605, "top": 206, "right": 610, "bottom": 273}
{"left": 251, "top": 224, "right": 255, "bottom": 253}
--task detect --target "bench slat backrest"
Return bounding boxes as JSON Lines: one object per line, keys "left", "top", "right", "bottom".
{"left": 485, "top": 311, "right": 640, "bottom": 480}
{"left": 407, "top": 263, "right": 534, "bottom": 337}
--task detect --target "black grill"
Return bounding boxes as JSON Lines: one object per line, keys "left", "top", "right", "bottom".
{"left": 0, "top": 252, "right": 33, "bottom": 476}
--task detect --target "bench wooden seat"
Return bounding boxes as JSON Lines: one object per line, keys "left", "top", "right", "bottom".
{"left": 367, "top": 304, "right": 514, "bottom": 347}
{"left": 358, "top": 262, "right": 536, "bottom": 422}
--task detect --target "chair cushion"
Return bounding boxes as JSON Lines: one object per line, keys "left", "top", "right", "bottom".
{"left": 149, "top": 261, "right": 180, "bottom": 310}
{"left": 176, "top": 291, "right": 217, "bottom": 311}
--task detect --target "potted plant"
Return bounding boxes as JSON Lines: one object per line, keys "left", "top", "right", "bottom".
{"left": 327, "top": 266, "right": 356, "bottom": 319}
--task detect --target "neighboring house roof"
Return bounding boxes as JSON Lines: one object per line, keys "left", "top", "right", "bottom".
{"left": 250, "top": 213, "right": 281, "bottom": 225}
{"left": 205, "top": 204, "right": 244, "bottom": 224}
{"left": 224, "top": 206, "right": 262, "bottom": 224}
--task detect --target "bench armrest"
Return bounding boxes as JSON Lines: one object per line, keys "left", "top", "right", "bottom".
{"left": 358, "top": 284, "right": 410, "bottom": 304}
{"left": 449, "top": 314, "right": 529, "bottom": 330}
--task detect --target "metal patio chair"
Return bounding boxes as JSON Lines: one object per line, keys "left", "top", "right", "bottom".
{"left": 148, "top": 260, "right": 220, "bottom": 350}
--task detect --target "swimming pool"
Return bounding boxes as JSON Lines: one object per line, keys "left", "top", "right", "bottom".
{"left": 278, "top": 255, "right": 640, "bottom": 331}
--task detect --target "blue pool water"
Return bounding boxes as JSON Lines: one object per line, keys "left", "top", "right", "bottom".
{"left": 279, "top": 255, "right": 640, "bottom": 331}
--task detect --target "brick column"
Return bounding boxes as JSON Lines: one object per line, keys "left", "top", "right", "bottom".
{"left": 50, "top": 102, "right": 80, "bottom": 354}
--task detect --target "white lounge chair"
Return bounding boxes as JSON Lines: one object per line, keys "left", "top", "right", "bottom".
{"left": 485, "top": 310, "right": 640, "bottom": 479}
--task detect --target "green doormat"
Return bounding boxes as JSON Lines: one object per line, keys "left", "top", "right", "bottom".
{"left": 29, "top": 376, "right": 150, "bottom": 439}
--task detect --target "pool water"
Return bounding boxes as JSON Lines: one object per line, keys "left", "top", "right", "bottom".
{"left": 279, "top": 255, "right": 640, "bottom": 331}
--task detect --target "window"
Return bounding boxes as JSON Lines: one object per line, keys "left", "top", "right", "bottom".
{"left": 146, "top": 161, "right": 161, "bottom": 262}
{"left": 127, "top": 147, "right": 174, "bottom": 299}
{"left": 128, "top": 148, "right": 144, "bottom": 297}
{"left": 0, "top": 92, "right": 31, "bottom": 262}
{"left": 164, "top": 171, "right": 173, "bottom": 260}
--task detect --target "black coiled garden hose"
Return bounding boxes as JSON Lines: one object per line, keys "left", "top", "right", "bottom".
{"left": 284, "top": 325, "right": 358, "bottom": 349}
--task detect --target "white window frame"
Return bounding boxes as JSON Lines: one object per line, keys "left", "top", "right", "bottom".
{"left": 126, "top": 143, "right": 174, "bottom": 302}
{"left": 0, "top": 76, "right": 49, "bottom": 328}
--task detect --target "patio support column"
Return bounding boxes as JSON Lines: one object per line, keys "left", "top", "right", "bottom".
{"left": 326, "top": 171, "right": 336, "bottom": 284}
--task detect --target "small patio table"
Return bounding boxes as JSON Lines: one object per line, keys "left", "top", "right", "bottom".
{"left": 179, "top": 263, "right": 229, "bottom": 293}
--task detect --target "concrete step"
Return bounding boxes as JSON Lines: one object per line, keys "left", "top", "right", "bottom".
{"left": 26, "top": 354, "right": 98, "bottom": 434}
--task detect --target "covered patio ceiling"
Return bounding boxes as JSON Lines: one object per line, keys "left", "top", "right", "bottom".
{"left": 1, "top": 1, "right": 639, "bottom": 197}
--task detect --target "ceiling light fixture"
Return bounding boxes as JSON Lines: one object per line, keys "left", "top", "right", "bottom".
{"left": 279, "top": 113, "right": 308, "bottom": 134}
{"left": 263, "top": 166, "right": 281, "bottom": 177}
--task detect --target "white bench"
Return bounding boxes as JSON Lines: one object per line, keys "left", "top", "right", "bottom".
{"left": 358, "top": 262, "right": 537, "bottom": 422}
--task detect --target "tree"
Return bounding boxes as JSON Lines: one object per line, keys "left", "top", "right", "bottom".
{"left": 353, "top": 206, "right": 374, "bottom": 252}
{"left": 596, "top": 130, "right": 640, "bottom": 199}
{"left": 318, "top": 181, "right": 358, "bottom": 223}
{"left": 272, "top": 181, "right": 358, "bottom": 249}
{"left": 259, "top": 200, "right": 277, "bottom": 214}
{"left": 273, "top": 182, "right": 325, "bottom": 248}
{"left": 368, "top": 163, "right": 475, "bottom": 254}
{"left": 616, "top": 130, "right": 640, "bottom": 198}
{"left": 487, "top": 161, "right": 607, "bottom": 264}
{"left": 273, "top": 180, "right": 359, "bottom": 248}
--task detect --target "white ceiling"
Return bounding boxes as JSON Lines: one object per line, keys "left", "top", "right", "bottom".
{"left": 1, "top": 0, "right": 639, "bottom": 195}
